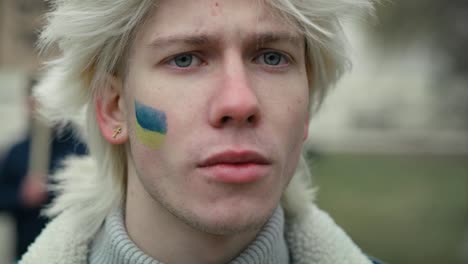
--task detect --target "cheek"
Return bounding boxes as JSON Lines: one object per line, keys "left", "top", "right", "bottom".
{"left": 281, "top": 100, "right": 308, "bottom": 177}
{"left": 133, "top": 99, "right": 168, "bottom": 150}
{"left": 277, "top": 95, "right": 309, "bottom": 166}
{"left": 281, "top": 94, "right": 309, "bottom": 138}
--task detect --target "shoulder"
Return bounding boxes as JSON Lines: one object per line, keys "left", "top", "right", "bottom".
{"left": 285, "top": 204, "right": 374, "bottom": 264}
{"left": 0, "top": 137, "right": 30, "bottom": 177}
{"left": 2, "top": 137, "right": 30, "bottom": 160}
{"left": 369, "top": 256, "right": 386, "bottom": 264}
{"left": 19, "top": 209, "right": 94, "bottom": 264}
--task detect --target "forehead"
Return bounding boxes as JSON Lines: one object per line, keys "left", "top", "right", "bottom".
{"left": 136, "top": 0, "right": 300, "bottom": 45}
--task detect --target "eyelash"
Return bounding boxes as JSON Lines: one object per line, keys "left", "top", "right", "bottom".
{"left": 165, "top": 52, "right": 205, "bottom": 68}
{"left": 163, "top": 50, "right": 292, "bottom": 70}
{"left": 254, "top": 50, "right": 291, "bottom": 67}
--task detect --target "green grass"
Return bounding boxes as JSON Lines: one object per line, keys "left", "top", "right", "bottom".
{"left": 307, "top": 153, "right": 468, "bottom": 264}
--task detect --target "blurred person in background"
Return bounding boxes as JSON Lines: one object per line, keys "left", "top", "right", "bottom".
{"left": 20, "top": 0, "right": 382, "bottom": 263}
{"left": 0, "top": 77, "right": 88, "bottom": 261}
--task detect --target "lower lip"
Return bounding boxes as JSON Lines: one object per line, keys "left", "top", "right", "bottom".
{"left": 199, "top": 163, "right": 270, "bottom": 184}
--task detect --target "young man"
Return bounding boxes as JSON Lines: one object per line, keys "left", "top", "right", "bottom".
{"left": 21, "top": 0, "right": 381, "bottom": 263}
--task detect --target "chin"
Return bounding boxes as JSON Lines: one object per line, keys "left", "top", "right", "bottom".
{"left": 191, "top": 213, "right": 270, "bottom": 236}
{"left": 183, "top": 199, "right": 278, "bottom": 236}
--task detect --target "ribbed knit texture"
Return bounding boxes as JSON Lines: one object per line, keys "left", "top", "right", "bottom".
{"left": 89, "top": 206, "right": 289, "bottom": 264}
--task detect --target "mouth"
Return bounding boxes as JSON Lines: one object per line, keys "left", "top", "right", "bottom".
{"left": 197, "top": 150, "right": 272, "bottom": 184}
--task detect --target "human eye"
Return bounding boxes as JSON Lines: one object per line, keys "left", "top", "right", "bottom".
{"left": 254, "top": 51, "right": 289, "bottom": 66}
{"left": 167, "top": 53, "right": 204, "bottom": 68}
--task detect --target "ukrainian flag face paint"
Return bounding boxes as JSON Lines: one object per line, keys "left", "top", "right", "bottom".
{"left": 135, "top": 100, "right": 167, "bottom": 149}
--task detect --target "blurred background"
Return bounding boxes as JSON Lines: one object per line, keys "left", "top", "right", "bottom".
{"left": 0, "top": 0, "right": 467, "bottom": 263}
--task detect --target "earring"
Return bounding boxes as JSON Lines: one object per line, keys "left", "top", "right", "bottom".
{"left": 112, "top": 127, "right": 122, "bottom": 139}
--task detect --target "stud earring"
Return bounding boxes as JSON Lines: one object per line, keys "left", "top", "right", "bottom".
{"left": 112, "top": 127, "right": 122, "bottom": 139}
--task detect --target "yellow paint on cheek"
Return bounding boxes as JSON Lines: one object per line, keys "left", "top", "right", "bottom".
{"left": 135, "top": 119, "right": 166, "bottom": 149}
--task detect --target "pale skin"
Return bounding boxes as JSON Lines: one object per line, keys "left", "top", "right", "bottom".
{"left": 96, "top": 0, "right": 310, "bottom": 263}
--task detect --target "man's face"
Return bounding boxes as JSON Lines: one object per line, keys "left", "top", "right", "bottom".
{"left": 124, "top": 0, "right": 309, "bottom": 235}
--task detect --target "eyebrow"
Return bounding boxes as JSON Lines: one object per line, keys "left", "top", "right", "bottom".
{"left": 146, "top": 31, "right": 303, "bottom": 49}
{"left": 147, "top": 34, "right": 214, "bottom": 48}
{"left": 254, "top": 32, "right": 303, "bottom": 47}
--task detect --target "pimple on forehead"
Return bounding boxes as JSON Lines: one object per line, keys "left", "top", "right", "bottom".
{"left": 211, "top": 1, "right": 222, "bottom": 16}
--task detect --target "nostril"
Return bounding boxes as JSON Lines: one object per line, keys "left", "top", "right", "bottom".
{"left": 221, "top": 116, "right": 231, "bottom": 124}
{"left": 217, "top": 114, "right": 258, "bottom": 126}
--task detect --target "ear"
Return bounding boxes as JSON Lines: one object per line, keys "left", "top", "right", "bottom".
{"left": 95, "top": 75, "right": 128, "bottom": 144}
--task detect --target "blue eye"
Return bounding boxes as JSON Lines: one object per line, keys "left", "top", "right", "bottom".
{"left": 174, "top": 54, "right": 193, "bottom": 67}
{"left": 256, "top": 51, "right": 288, "bottom": 66}
{"left": 168, "top": 54, "right": 202, "bottom": 68}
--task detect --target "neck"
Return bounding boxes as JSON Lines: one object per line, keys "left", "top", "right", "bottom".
{"left": 125, "top": 174, "right": 260, "bottom": 264}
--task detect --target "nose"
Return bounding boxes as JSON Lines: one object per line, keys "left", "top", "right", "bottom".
{"left": 208, "top": 56, "right": 260, "bottom": 128}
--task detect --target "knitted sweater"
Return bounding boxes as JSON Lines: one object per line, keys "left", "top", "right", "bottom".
{"left": 88, "top": 206, "right": 289, "bottom": 264}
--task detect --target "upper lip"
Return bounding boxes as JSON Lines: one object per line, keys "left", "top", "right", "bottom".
{"left": 198, "top": 150, "right": 271, "bottom": 167}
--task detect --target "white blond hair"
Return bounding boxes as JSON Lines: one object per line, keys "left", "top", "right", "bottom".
{"left": 35, "top": 0, "right": 373, "bottom": 234}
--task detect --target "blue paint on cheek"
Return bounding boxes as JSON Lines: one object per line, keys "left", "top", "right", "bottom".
{"left": 135, "top": 100, "right": 167, "bottom": 134}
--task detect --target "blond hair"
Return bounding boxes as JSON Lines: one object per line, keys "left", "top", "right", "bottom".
{"left": 36, "top": 0, "right": 373, "bottom": 233}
